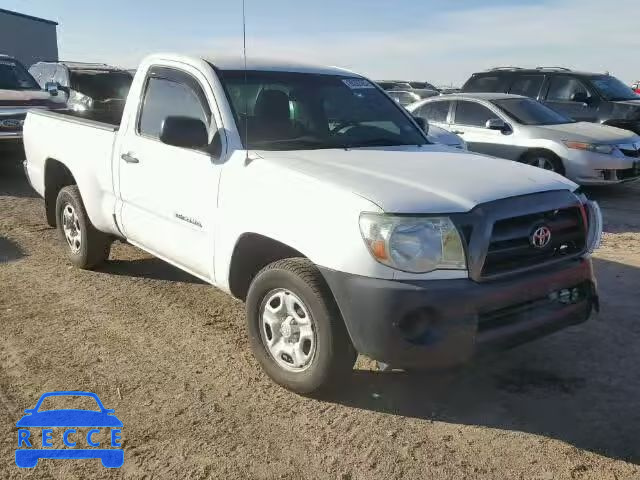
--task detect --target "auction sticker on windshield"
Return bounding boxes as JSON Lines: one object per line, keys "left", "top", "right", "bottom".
{"left": 342, "top": 78, "right": 375, "bottom": 89}
{"left": 15, "top": 391, "right": 123, "bottom": 469}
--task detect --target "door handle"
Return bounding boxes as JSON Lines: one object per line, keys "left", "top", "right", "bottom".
{"left": 121, "top": 152, "right": 139, "bottom": 164}
{"left": 452, "top": 130, "right": 465, "bottom": 135}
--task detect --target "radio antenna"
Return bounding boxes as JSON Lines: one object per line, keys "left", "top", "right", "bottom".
{"left": 242, "top": 0, "right": 249, "bottom": 162}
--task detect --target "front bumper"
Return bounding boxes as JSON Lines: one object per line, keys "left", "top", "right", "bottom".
{"left": 566, "top": 149, "right": 640, "bottom": 185}
{"left": 320, "top": 258, "right": 596, "bottom": 368}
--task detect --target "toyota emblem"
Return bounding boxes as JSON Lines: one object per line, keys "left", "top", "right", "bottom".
{"left": 531, "top": 225, "right": 552, "bottom": 248}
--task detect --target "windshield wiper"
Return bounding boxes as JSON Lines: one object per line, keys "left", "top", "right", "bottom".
{"left": 343, "top": 138, "right": 421, "bottom": 148}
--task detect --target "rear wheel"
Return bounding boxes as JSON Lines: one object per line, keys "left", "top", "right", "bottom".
{"left": 246, "top": 258, "right": 356, "bottom": 394}
{"left": 55, "top": 185, "right": 111, "bottom": 269}
{"left": 522, "top": 151, "right": 565, "bottom": 175}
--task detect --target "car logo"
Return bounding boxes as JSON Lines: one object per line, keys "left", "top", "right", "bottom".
{"left": 0, "top": 118, "right": 24, "bottom": 129}
{"left": 531, "top": 225, "right": 552, "bottom": 248}
{"left": 15, "top": 391, "right": 123, "bottom": 469}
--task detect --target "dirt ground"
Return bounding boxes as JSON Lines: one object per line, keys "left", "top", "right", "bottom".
{"left": 1, "top": 159, "right": 639, "bottom": 480}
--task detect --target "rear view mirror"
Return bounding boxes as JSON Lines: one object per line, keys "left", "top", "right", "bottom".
{"left": 45, "top": 81, "right": 58, "bottom": 96}
{"left": 570, "top": 92, "right": 590, "bottom": 103}
{"left": 160, "top": 116, "right": 208, "bottom": 150}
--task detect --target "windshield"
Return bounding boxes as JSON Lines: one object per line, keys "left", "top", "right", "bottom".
{"left": 492, "top": 97, "right": 574, "bottom": 125}
{"left": 218, "top": 70, "right": 427, "bottom": 151}
{"left": 0, "top": 59, "right": 40, "bottom": 90}
{"left": 590, "top": 75, "right": 640, "bottom": 101}
{"left": 70, "top": 70, "right": 133, "bottom": 101}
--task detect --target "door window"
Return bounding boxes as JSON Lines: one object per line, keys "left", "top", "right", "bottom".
{"left": 418, "top": 101, "right": 451, "bottom": 123}
{"left": 138, "top": 67, "right": 211, "bottom": 143}
{"left": 546, "top": 76, "right": 591, "bottom": 101}
{"left": 509, "top": 75, "right": 544, "bottom": 98}
{"left": 454, "top": 101, "right": 497, "bottom": 127}
{"left": 463, "top": 75, "right": 507, "bottom": 93}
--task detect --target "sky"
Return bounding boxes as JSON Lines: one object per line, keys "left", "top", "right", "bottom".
{"left": 2, "top": 0, "right": 638, "bottom": 86}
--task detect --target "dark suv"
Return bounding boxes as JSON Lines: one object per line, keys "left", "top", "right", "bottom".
{"left": 462, "top": 67, "right": 640, "bottom": 134}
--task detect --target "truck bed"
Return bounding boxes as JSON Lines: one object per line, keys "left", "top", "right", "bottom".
{"left": 23, "top": 108, "right": 121, "bottom": 236}
{"left": 29, "top": 108, "right": 121, "bottom": 131}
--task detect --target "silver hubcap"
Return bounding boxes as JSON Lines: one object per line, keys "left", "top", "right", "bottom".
{"left": 61, "top": 203, "right": 82, "bottom": 253}
{"left": 260, "top": 289, "right": 316, "bottom": 372}
{"left": 529, "top": 156, "right": 556, "bottom": 171}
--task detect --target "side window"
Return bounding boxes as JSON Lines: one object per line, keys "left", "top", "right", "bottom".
{"left": 546, "top": 76, "right": 591, "bottom": 101}
{"left": 138, "top": 67, "right": 211, "bottom": 143}
{"left": 509, "top": 75, "right": 544, "bottom": 98}
{"left": 463, "top": 75, "right": 506, "bottom": 93}
{"left": 418, "top": 101, "right": 450, "bottom": 123}
{"left": 454, "top": 101, "right": 497, "bottom": 127}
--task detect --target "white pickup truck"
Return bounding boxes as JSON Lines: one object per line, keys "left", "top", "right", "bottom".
{"left": 23, "top": 53, "right": 602, "bottom": 394}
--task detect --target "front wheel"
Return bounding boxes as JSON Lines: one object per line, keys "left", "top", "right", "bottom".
{"left": 246, "top": 258, "right": 357, "bottom": 395}
{"left": 522, "top": 151, "right": 565, "bottom": 176}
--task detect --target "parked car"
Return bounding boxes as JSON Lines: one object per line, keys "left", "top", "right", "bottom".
{"left": 0, "top": 54, "right": 65, "bottom": 158}
{"left": 23, "top": 53, "right": 601, "bottom": 394}
{"left": 409, "top": 93, "right": 640, "bottom": 185}
{"left": 387, "top": 90, "right": 421, "bottom": 106}
{"left": 409, "top": 81, "right": 440, "bottom": 92}
{"left": 633, "top": 81, "right": 640, "bottom": 94}
{"left": 376, "top": 80, "right": 413, "bottom": 91}
{"left": 29, "top": 61, "right": 133, "bottom": 124}
{"left": 461, "top": 67, "right": 640, "bottom": 135}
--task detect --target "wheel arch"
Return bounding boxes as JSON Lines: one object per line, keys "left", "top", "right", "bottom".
{"left": 44, "top": 157, "right": 77, "bottom": 227}
{"left": 228, "top": 233, "right": 309, "bottom": 301}
{"left": 519, "top": 147, "right": 566, "bottom": 174}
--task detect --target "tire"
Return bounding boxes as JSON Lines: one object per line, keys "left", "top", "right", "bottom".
{"left": 55, "top": 185, "right": 111, "bottom": 269}
{"left": 522, "top": 151, "right": 565, "bottom": 176}
{"left": 246, "top": 258, "right": 357, "bottom": 395}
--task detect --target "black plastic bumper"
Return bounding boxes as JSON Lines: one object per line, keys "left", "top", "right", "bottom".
{"left": 320, "top": 258, "right": 596, "bottom": 368}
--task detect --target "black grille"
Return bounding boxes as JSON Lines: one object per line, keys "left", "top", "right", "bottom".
{"left": 0, "top": 113, "right": 26, "bottom": 131}
{"left": 617, "top": 162, "right": 640, "bottom": 180}
{"left": 482, "top": 207, "right": 586, "bottom": 277}
{"left": 619, "top": 147, "right": 640, "bottom": 158}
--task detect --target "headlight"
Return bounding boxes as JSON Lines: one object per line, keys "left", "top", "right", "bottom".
{"left": 359, "top": 213, "right": 466, "bottom": 273}
{"left": 563, "top": 141, "right": 616, "bottom": 155}
{"left": 584, "top": 200, "right": 603, "bottom": 253}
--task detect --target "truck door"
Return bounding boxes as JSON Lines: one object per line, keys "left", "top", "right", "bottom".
{"left": 117, "top": 65, "right": 221, "bottom": 280}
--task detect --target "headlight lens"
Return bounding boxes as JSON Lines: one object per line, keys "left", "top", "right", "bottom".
{"left": 359, "top": 213, "right": 466, "bottom": 273}
{"left": 563, "top": 141, "right": 616, "bottom": 155}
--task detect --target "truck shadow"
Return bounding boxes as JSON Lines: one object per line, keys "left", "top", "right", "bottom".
{"left": 0, "top": 159, "right": 39, "bottom": 198}
{"left": 0, "top": 236, "right": 26, "bottom": 263}
{"left": 329, "top": 257, "right": 640, "bottom": 464}
{"left": 101, "top": 257, "right": 206, "bottom": 285}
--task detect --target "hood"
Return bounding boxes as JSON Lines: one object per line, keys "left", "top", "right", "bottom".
{"left": 255, "top": 145, "right": 576, "bottom": 213}
{"left": 0, "top": 89, "right": 66, "bottom": 108}
{"left": 532, "top": 121, "right": 640, "bottom": 144}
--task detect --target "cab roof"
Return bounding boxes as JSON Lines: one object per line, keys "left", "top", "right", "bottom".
{"left": 205, "top": 56, "right": 359, "bottom": 77}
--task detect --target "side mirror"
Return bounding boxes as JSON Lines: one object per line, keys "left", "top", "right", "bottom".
{"left": 160, "top": 116, "right": 208, "bottom": 150}
{"left": 486, "top": 118, "right": 510, "bottom": 131}
{"left": 45, "top": 81, "right": 58, "bottom": 96}
{"left": 413, "top": 116, "right": 429, "bottom": 135}
{"left": 570, "top": 92, "right": 590, "bottom": 103}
